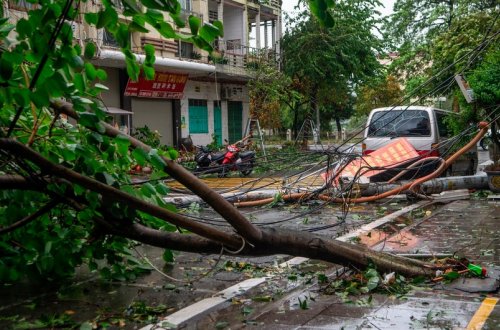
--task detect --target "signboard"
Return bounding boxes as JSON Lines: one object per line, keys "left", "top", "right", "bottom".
{"left": 340, "top": 138, "right": 419, "bottom": 179}
{"left": 454, "top": 75, "right": 474, "bottom": 103}
{"left": 124, "top": 72, "right": 188, "bottom": 99}
{"left": 322, "top": 138, "right": 419, "bottom": 184}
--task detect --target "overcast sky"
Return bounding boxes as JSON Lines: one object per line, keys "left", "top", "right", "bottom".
{"left": 281, "top": 0, "right": 396, "bottom": 19}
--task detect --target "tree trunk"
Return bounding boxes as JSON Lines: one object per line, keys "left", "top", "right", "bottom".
{"left": 0, "top": 100, "right": 450, "bottom": 279}
{"left": 335, "top": 116, "right": 342, "bottom": 134}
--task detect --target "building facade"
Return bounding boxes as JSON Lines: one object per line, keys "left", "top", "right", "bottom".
{"left": 4, "top": 0, "right": 282, "bottom": 148}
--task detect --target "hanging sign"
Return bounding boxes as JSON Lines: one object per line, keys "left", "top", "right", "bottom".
{"left": 124, "top": 72, "right": 188, "bottom": 99}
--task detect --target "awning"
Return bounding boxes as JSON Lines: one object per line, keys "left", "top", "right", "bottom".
{"left": 105, "top": 107, "right": 133, "bottom": 115}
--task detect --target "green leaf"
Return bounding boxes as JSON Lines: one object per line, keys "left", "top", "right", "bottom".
{"left": 212, "top": 20, "right": 224, "bottom": 38}
{"left": 84, "top": 12, "right": 99, "bottom": 25}
{"left": 30, "top": 89, "right": 49, "bottom": 108}
{"left": 141, "top": 0, "right": 169, "bottom": 10}
{"left": 443, "top": 271, "right": 460, "bottom": 280}
{"left": 145, "top": 9, "right": 164, "bottom": 23}
{"left": 94, "top": 83, "right": 109, "bottom": 91}
{"left": 97, "top": 8, "right": 118, "bottom": 29}
{"left": 155, "top": 183, "right": 170, "bottom": 195}
{"left": 162, "top": 249, "right": 174, "bottom": 262}
{"left": 198, "top": 23, "right": 221, "bottom": 43}
{"left": 84, "top": 62, "right": 97, "bottom": 80}
{"left": 158, "top": 21, "right": 175, "bottom": 38}
{"left": 73, "top": 184, "right": 86, "bottom": 196}
{"left": 167, "top": 147, "right": 178, "bottom": 160}
{"left": 96, "top": 69, "right": 108, "bottom": 80}
{"left": 0, "top": 58, "right": 13, "bottom": 81}
{"left": 366, "top": 275, "right": 380, "bottom": 291}
{"left": 129, "top": 21, "right": 149, "bottom": 33}
{"left": 79, "top": 112, "right": 99, "bottom": 129}
{"left": 144, "top": 44, "right": 155, "bottom": 61}
{"left": 84, "top": 42, "right": 96, "bottom": 59}
{"left": 143, "top": 65, "right": 155, "bottom": 80}
{"left": 125, "top": 56, "right": 140, "bottom": 81}
{"left": 114, "top": 135, "right": 131, "bottom": 155}
{"left": 16, "top": 19, "right": 32, "bottom": 38}
{"left": 149, "top": 149, "right": 166, "bottom": 170}
{"left": 115, "top": 24, "right": 130, "bottom": 48}
{"left": 141, "top": 183, "right": 156, "bottom": 197}
{"left": 73, "top": 72, "right": 86, "bottom": 92}
{"left": 44, "top": 241, "right": 53, "bottom": 254}
{"left": 132, "top": 148, "right": 148, "bottom": 166}
{"left": 61, "top": 148, "right": 76, "bottom": 162}
{"left": 188, "top": 16, "right": 201, "bottom": 35}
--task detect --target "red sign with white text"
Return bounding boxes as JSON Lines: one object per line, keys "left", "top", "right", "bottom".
{"left": 124, "top": 72, "right": 188, "bottom": 99}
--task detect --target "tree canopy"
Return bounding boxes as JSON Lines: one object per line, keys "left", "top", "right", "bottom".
{"left": 385, "top": 0, "right": 499, "bottom": 104}
{"left": 282, "top": 0, "right": 382, "bottom": 134}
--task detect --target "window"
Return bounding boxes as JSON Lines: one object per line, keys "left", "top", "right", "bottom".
{"left": 368, "top": 110, "right": 431, "bottom": 137}
{"left": 179, "top": 0, "right": 191, "bottom": 12}
{"left": 178, "top": 41, "right": 194, "bottom": 58}
{"left": 436, "top": 112, "right": 451, "bottom": 138}
{"left": 102, "top": 30, "right": 120, "bottom": 48}
{"left": 189, "top": 99, "right": 208, "bottom": 134}
{"left": 209, "top": 10, "right": 218, "bottom": 23}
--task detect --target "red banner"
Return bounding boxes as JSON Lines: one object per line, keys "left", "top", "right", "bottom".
{"left": 124, "top": 72, "right": 188, "bottom": 99}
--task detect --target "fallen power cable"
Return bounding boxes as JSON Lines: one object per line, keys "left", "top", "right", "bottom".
{"left": 232, "top": 122, "right": 489, "bottom": 208}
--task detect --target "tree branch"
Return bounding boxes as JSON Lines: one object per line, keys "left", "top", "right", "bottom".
{"left": 0, "top": 199, "right": 59, "bottom": 234}
{"left": 0, "top": 175, "right": 37, "bottom": 190}
{"left": 0, "top": 138, "right": 241, "bottom": 249}
{"left": 51, "top": 100, "right": 263, "bottom": 244}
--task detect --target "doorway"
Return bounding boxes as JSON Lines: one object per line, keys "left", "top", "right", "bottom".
{"left": 228, "top": 101, "right": 243, "bottom": 143}
{"left": 213, "top": 101, "right": 222, "bottom": 146}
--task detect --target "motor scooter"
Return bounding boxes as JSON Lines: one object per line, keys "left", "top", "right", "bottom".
{"left": 194, "top": 136, "right": 255, "bottom": 177}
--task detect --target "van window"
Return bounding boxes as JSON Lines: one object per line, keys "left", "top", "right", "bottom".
{"left": 436, "top": 112, "right": 451, "bottom": 138}
{"left": 368, "top": 110, "right": 431, "bottom": 137}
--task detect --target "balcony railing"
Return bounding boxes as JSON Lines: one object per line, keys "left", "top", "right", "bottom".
{"left": 249, "top": 0, "right": 281, "bottom": 10}
{"left": 89, "top": 32, "right": 279, "bottom": 73}
{"left": 212, "top": 40, "right": 279, "bottom": 68}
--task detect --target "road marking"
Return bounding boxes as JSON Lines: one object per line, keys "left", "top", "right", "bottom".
{"left": 466, "top": 297, "right": 498, "bottom": 330}
{"left": 142, "top": 200, "right": 431, "bottom": 329}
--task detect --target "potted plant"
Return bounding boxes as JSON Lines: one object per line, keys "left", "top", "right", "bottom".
{"left": 484, "top": 161, "right": 500, "bottom": 193}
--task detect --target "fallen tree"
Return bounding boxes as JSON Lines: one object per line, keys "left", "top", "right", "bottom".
{"left": 2, "top": 100, "right": 489, "bottom": 280}
{"left": 0, "top": 0, "right": 486, "bottom": 283}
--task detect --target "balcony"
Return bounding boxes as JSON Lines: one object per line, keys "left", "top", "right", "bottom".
{"left": 249, "top": 0, "right": 281, "bottom": 11}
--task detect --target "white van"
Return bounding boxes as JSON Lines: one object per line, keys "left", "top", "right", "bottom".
{"left": 362, "top": 106, "right": 477, "bottom": 177}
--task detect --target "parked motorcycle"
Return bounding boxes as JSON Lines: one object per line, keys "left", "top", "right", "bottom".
{"left": 480, "top": 129, "right": 492, "bottom": 151}
{"left": 194, "top": 137, "right": 256, "bottom": 177}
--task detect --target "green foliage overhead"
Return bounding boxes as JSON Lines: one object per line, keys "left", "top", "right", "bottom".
{"left": 0, "top": 0, "right": 222, "bottom": 283}
{"left": 468, "top": 49, "right": 500, "bottom": 108}
{"left": 355, "top": 75, "right": 403, "bottom": 116}
{"left": 282, "top": 0, "right": 382, "bottom": 132}
{"left": 385, "top": 0, "right": 498, "bottom": 100}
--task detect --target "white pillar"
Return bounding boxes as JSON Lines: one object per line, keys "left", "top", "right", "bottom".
{"left": 243, "top": 5, "right": 249, "bottom": 48}
{"left": 276, "top": 10, "right": 282, "bottom": 57}
{"left": 218, "top": 0, "right": 225, "bottom": 51}
{"left": 255, "top": 10, "right": 261, "bottom": 49}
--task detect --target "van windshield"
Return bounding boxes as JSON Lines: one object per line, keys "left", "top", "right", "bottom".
{"left": 368, "top": 110, "right": 431, "bottom": 137}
